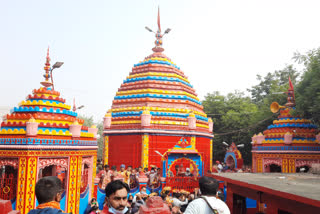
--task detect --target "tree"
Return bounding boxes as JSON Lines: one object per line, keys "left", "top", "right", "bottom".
{"left": 248, "top": 65, "right": 299, "bottom": 105}
{"left": 203, "top": 91, "right": 258, "bottom": 165}
{"left": 294, "top": 48, "right": 320, "bottom": 126}
{"left": 78, "top": 115, "right": 104, "bottom": 158}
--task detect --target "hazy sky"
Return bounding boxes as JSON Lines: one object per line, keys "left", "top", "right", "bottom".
{"left": 1, "top": 0, "right": 320, "bottom": 122}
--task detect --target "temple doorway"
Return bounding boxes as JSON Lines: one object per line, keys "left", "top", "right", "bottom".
{"left": 0, "top": 165, "right": 17, "bottom": 201}
{"left": 269, "top": 164, "right": 282, "bottom": 172}
{"left": 226, "top": 155, "right": 235, "bottom": 170}
{"left": 296, "top": 165, "right": 310, "bottom": 173}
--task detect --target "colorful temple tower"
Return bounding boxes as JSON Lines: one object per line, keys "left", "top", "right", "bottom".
{"left": 0, "top": 49, "right": 98, "bottom": 214}
{"left": 251, "top": 78, "right": 320, "bottom": 173}
{"left": 103, "top": 10, "right": 214, "bottom": 176}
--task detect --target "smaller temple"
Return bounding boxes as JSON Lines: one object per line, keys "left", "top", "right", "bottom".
{"left": 251, "top": 78, "right": 320, "bottom": 173}
{"left": 0, "top": 49, "right": 98, "bottom": 214}
{"left": 224, "top": 142, "right": 243, "bottom": 170}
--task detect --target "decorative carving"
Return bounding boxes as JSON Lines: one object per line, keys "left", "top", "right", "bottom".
{"left": 0, "top": 158, "right": 19, "bottom": 168}
{"left": 39, "top": 158, "right": 68, "bottom": 169}
{"left": 263, "top": 158, "right": 282, "bottom": 167}
{"left": 296, "top": 159, "right": 320, "bottom": 168}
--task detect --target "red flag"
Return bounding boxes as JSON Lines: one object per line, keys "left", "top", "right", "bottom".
{"left": 157, "top": 7, "right": 161, "bottom": 32}
{"left": 288, "top": 76, "right": 295, "bottom": 99}
{"left": 289, "top": 76, "right": 294, "bottom": 90}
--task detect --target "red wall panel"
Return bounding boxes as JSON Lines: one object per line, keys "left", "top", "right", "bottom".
{"left": 196, "top": 137, "right": 211, "bottom": 173}
{"left": 108, "top": 134, "right": 142, "bottom": 168}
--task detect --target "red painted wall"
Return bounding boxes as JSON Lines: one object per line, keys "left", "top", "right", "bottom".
{"left": 108, "top": 134, "right": 142, "bottom": 168}
{"left": 148, "top": 135, "right": 192, "bottom": 168}
{"left": 196, "top": 137, "right": 211, "bottom": 173}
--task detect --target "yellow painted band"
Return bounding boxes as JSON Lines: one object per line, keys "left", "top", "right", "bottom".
{"left": 116, "top": 89, "right": 199, "bottom": 101}
{"left": 19, "top": 100, "right": 71, "bottom": 110}
{"left": 127, "top": 72, "right": 190, "bottom": 83}
{"left": 111, "top": 106, "right": 207, "bottom": 117}
{"left": 34, "top": 93, "right": 59, "bottom": 98}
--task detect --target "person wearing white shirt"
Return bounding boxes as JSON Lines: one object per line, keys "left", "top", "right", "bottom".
{"left": 184, "top": 176, "right": 230, "bottom": 214}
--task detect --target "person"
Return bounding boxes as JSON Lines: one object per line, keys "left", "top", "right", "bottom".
{"left": 216, "top": 161, "right": 223, "bottom": 173}
{"left": 132, "top": 186, "right": 147, "bottom": 203}
{"left": 111, "top": 166, "right": 124, "bottom": 182}
{"left": 185, "top": 168, "right": 193, "bottom": 177}
{"left": 100, "top": 180, "right": 130, "bottom": 214}
{"left": 28, "top": 176, "right": 69, "bottom": 214}
{"left": 184, "top": 176, "right": 230, "bottom": 214}
{"left": 85, "top": 198, "right": 99, "bottom": 214}
{"left": 101, "top": 165, "right": 113, "bottom": 189}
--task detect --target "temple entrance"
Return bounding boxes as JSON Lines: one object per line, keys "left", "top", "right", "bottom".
{"left": 296, "top": 165, "right": 310, "bottom": 173}
{"left": 80, "top": 163, "right": 89, "bottom": 193}
{"left": 226, "top": 155, "right": 235, "bottom": 170}
{"left": 38, "top": 165, "right": 67, "bottom": 189}
{"left": 269, "top": 164, "right": 282, "bottom": 172}
{"left": 0, "top": 165, "right": 17, "bottom": 200}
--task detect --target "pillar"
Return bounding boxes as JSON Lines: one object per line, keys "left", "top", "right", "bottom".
{"left": 16, "top": 157, "right": 27, "bottom": 213}
{"left": 282, "top": 158, "right": 288, "bottom": 173}
{"left": 75, "top": 156, "right": 82, "bottom": 214}
{"left": 92, "top": 155, "right": 97, "bottom": 198}
{"left": 103, "top": 135, "right": 109, "bottom": 165}
{"left": 257, "top": 158, "right": 263, "bottom": 173}
{"left": 141, "top": 134, "right": 149, "bottom": 168}
{"left": 210, "top": 139, "right": 213, "bottom": 171}
{"left": 16, "top": 156, "right": 38, "bottom": 214}
{"left": 288, "top": 159, "right": 295, "bottom": 173}
{"left": 67, "top": 156, "right": 82, "bottom": 214}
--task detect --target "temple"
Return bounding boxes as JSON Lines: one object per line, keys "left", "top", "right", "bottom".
{"left": 0, "top": 49, "right": 98, "bottom": 214}
{"left": 102, "top": 8, "right": 213, "bottom": 185}
{"left": 251, "top": 78, "right": 320, "bottom": 173}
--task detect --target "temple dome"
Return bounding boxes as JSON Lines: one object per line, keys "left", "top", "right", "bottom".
{"left": 252, "top": 80, "right": 320, "bottom": 146}
{"left": 105, "top": 49, "right": 212, "bottom": 134}
{"left": 0, "top": 49, "right": 97, "bottom": 141}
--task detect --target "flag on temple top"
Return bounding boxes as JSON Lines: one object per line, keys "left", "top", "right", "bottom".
{"left": 157, "top": 7, "right": 161, "bottom": 32}
{"left": 289, "top": 76, "right": 294, "bottom": 90}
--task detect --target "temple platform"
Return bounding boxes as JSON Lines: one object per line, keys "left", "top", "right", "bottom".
{"left": 209, "top": 173, "right": 320, "bottom": 214}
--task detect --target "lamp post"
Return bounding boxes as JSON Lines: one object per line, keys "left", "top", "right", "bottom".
{"left": 50, "top": 62, "right": 64, "bottom": 90}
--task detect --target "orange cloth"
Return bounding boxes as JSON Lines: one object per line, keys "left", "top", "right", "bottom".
{"left": 36, "top": 201, "right": 61, "bottom": 210}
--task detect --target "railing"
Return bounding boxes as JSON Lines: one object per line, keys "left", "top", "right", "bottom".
{"left": 165, "top": 176, "right": 199, "bottom": 193}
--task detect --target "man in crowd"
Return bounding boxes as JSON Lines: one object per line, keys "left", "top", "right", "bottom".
{"left": 28, "top": 176, "right": 69, "bottom": 214}
{"left": 133, "top": 186, "right": 147, "bottom": 203}
{"left": 101, "top": 165, "right": 113, "bottom": 189}
{"left": 184, "top": 176, "right": 230, "bottom": 214}
{"left": 101, "top": 180, "right": 130, "bottom": 214}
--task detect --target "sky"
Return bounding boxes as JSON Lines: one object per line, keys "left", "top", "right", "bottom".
{"left": 1, "top": 0, "right": 320, "bottom": 122}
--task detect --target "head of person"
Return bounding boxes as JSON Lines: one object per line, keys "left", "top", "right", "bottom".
{"left": 186, "top": 168, "right": 190, "bottom": 173}
{"left": 111, "top": 165, "right": 117, "bottom": 171}
{"left": 105, "top": 180, "right": 130, "bottom": 213}
{"left": 104, "top": 164, "right": 110, "bottom": 171}
{"left": 138, "top": 166, "right": 143, "bottom": 172}
{"left": 120, "top": 164, "right": 125, "bottom": 172}
{"left": 35, "top": 176, "right": 64, "bottom": 204}
{"left": 128, "top": 194, "right": 133, "bottom": 203}
{"left": 144, "top": 167, "right": 148, "bottom": 172}
{"left": 140, "top": 186, "right": 147, "bottom": 194}
{"left": 132, "top": 168, "right": 137, "bottom": 174}
{"left": 199, "top": 176, "right": 219, "bottom": 196}
{"left": 127, "top": 166, "right": 132, "bottom": 172}
{"left": 91, "top": 197, "right": 97, "bottom": 204}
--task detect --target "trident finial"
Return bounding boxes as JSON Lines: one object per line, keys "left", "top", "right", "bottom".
{"left": 40, "top": 46, "right": 53, "bottom": 87}
{"left": 145, "top": 6, "right": 171, "bottom": 53}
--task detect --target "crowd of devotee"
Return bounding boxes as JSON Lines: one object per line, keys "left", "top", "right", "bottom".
{"left": 85, "top": 177, "right": 229, "bottom": 214}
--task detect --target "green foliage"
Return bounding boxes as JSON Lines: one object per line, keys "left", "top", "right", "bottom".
{"left": 248, "top": 65, "right": 299, "bottom": 105}
{"left": 78, "top": 115, "right": 104, "bottom": 158}
{"left": 203, "top": 91, "right": 258, "bottom": 164}
{"left": 295, "top": 48, "right": 320, "bottom": 126}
